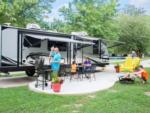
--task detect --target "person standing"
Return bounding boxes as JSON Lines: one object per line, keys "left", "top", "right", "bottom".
{"left": 131, "top": 51, "right": 137, "bottom": 58}
{"left": 51, "top": 47, "right": 61, "bottom": 73}
{"left": 49, "top": 46, "right": 55, "bottom": 63}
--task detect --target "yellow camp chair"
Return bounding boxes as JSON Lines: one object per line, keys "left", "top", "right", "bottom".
{"left": 120, "top": 57, "right": 133, "bottom": 72}
{"left": 120, "top": 57, "right": 141, "bottom": 72}
{"left": 132, "top": 57, "right": 141, "bottom": 69}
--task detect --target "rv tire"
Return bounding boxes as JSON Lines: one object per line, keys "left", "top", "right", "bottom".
{"left": 25, "top": 69, "right": 35, "bottom": 77}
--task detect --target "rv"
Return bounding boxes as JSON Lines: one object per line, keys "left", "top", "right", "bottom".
{"left": 0, "top": 25, "right": 109, "bottom": 76}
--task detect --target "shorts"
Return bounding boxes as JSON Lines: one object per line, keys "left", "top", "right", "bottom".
{"left": 84, "top": 67, "right": 91, "bottom": 72}
{"left": 71, "top": 72, "right": 77, "bottom": 75}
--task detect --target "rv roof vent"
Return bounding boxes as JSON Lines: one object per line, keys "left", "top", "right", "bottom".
{"left": 71, "top": 31, "right": 88, "bottom": 36}
{"left": 26, "top": 23, "right": 41, "bottom": 29}
{"left": 3, "top": 23, "right": 11, "bottom": 26}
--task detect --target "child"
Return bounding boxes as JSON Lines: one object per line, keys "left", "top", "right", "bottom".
{"left": 135, "top": 65, "right": 149, "bottom": 84}
{"left": 70, "top": 61, "right": 77, "bottom": 80}
{"left": 71, "top": 61, "right": 77, "bottom": 74}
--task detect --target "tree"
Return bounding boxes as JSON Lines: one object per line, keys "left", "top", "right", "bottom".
{"left": 58, "top": 0, "right": 119, "bottom": 40}
{"left": 117, "top": 15, "right": 150, "bottom": 57}
{"left": 0, "top": 0, "right": 55, "bottom": 27}
{"left": 49, "top": 19, "right": 66, "bottom": 32}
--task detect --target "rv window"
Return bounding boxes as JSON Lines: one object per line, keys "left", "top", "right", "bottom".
{"left": 48, "top": 41, "right": 67, "bottom": 51}
{"left": 24, "top": 36, "right": 41, "bottom": 48}
{"left": 93, "top": 40, "right": 98, "bottom": 54}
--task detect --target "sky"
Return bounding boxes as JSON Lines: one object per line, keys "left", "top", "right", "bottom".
{"left": 45, "top": 0, "right": 150, "bottom": 22}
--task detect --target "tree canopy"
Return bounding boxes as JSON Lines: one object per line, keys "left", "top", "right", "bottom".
{"left": 57, "top": 0, "right": 119, "bottom": 40}
{"left": 0, "top": 0, "right": 150, "bottom": 55}
{"left": 0, "top": 0, "right": 55, "bottom": 27}
{"left": 117, "top": 15, "right": 150, "bottom": 56}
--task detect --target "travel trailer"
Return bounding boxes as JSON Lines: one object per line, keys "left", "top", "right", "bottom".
{"left": 0, "top": 25, "right": 109, "bottom": 76}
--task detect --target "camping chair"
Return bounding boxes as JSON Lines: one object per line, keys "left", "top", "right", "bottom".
{"left": 76, "top": 65, "right": 84, "bottom": 81}
{"left": 120, "top": 57, "right": 141, "bottom": 72}
{"left": 132, "top": 57, "right": 141, "bottom": 69}
{"left": 70, "top": 65, "right": 83, "bottom": 81}
{"left": 88, "top": 65, "right": 96, "bottom": 81}
{"left": 120, "top": 57, "right": 134, "bottom": 72}
{"left": 34, "top": 58, "right": 49, "bottom": 90}
{"left": 59, "top": 64, "right": 66, "bottom": 77}
{"left": 82, "top": 66, "right": 93, "bottom": 80}
{"left": 62, "top": 65, "right": 71, "bottom": 79}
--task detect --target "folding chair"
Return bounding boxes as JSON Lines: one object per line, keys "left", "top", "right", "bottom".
{"left": 89, "top": 65, "right": 96, "bottom": 81}
{"left": 77, "top": 66, "right": 84, "bottom": 81}
{"left": 70, "top": 65, "right": 84, "bottom": 81}
{"left": 59, "top": 64, "right": 66, "bottom": 77}
{"left": 62, "top": 65, "right": 71, "bottom": 80}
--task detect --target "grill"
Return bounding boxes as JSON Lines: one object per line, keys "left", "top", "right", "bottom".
{"left": 34, "top": 58, "right": 51, "bottom": 90}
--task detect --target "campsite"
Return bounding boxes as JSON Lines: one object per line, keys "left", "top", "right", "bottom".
{"left": 0, "top": 0, "right": 150, "bottom": 113}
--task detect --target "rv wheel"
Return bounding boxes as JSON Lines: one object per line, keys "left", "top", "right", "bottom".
{"left": 25, "top": 69, "right": 35, "bottom": 77}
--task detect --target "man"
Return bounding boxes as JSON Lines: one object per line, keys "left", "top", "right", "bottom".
{"left": 51, "top": 47, "right": 61, "bottom": 73}
{"left": 84, "top": 57, "right": 92, "bottom": 67}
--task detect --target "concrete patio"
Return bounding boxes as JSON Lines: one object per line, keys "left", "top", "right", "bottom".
{"left": 29, "top": 65, "right": 119, "bottom": 95}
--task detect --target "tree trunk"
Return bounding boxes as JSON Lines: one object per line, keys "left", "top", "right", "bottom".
{"left": 136, "top": 50, "right": 142, "bottom": 58}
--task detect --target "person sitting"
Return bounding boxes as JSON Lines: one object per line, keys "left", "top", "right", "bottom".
{"left": 134, "top": 65, "right": 149, "bottom": 84}
{"left": 83, "top": 57, "right": 92, "bottom": 78}
{"left": 70, "top": 61, "right": 77, "bottom": 80}
{"left": 120, "top": 65, "right": 149, "bottom": 84}
{"left": 71, "top": 61, "right": 77, "bottom": 74}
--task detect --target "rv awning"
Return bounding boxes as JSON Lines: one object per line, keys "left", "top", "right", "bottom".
{"left": 74, "top": 35, "right": 99, "bottom": 41}
{"left": 26, "top": 34, "right": 94, "bottom": 45}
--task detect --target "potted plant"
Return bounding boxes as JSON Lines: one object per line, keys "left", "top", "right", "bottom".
{"left": 51, "top": 72, "right": 63, "bottom": 92}
{"left": 114, "top": 63, "right": 120, "bottom": 73}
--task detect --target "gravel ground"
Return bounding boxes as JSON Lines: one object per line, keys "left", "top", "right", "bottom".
{"left": 0, "top": 76, "right": 35, "bottom": 88}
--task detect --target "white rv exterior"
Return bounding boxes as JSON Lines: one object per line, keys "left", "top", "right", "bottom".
{"left": 2, "top": 28, "right": 18, "bottom": 61}
{"left": 0, "top": 25, "right": 109, "bottom": 76}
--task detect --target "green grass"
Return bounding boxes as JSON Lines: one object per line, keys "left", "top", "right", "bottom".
{"left": 0, "top": 69, "right": 150, "bottom": 113}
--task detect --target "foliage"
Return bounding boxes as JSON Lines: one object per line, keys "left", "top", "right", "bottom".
{"left": 117, "top": 15, "right": 150, "bottom": 56}
{"left": 50, "top": 19, "right": 66, "bottom": 32}
{"left": 51, "top": 71, "right": 61, "bottom": 83}
{"left": 57, "top": 0, "right": 119, "bottom": 40}
{"left": 0, "top": 0, "right": 55, "bottom": 27}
